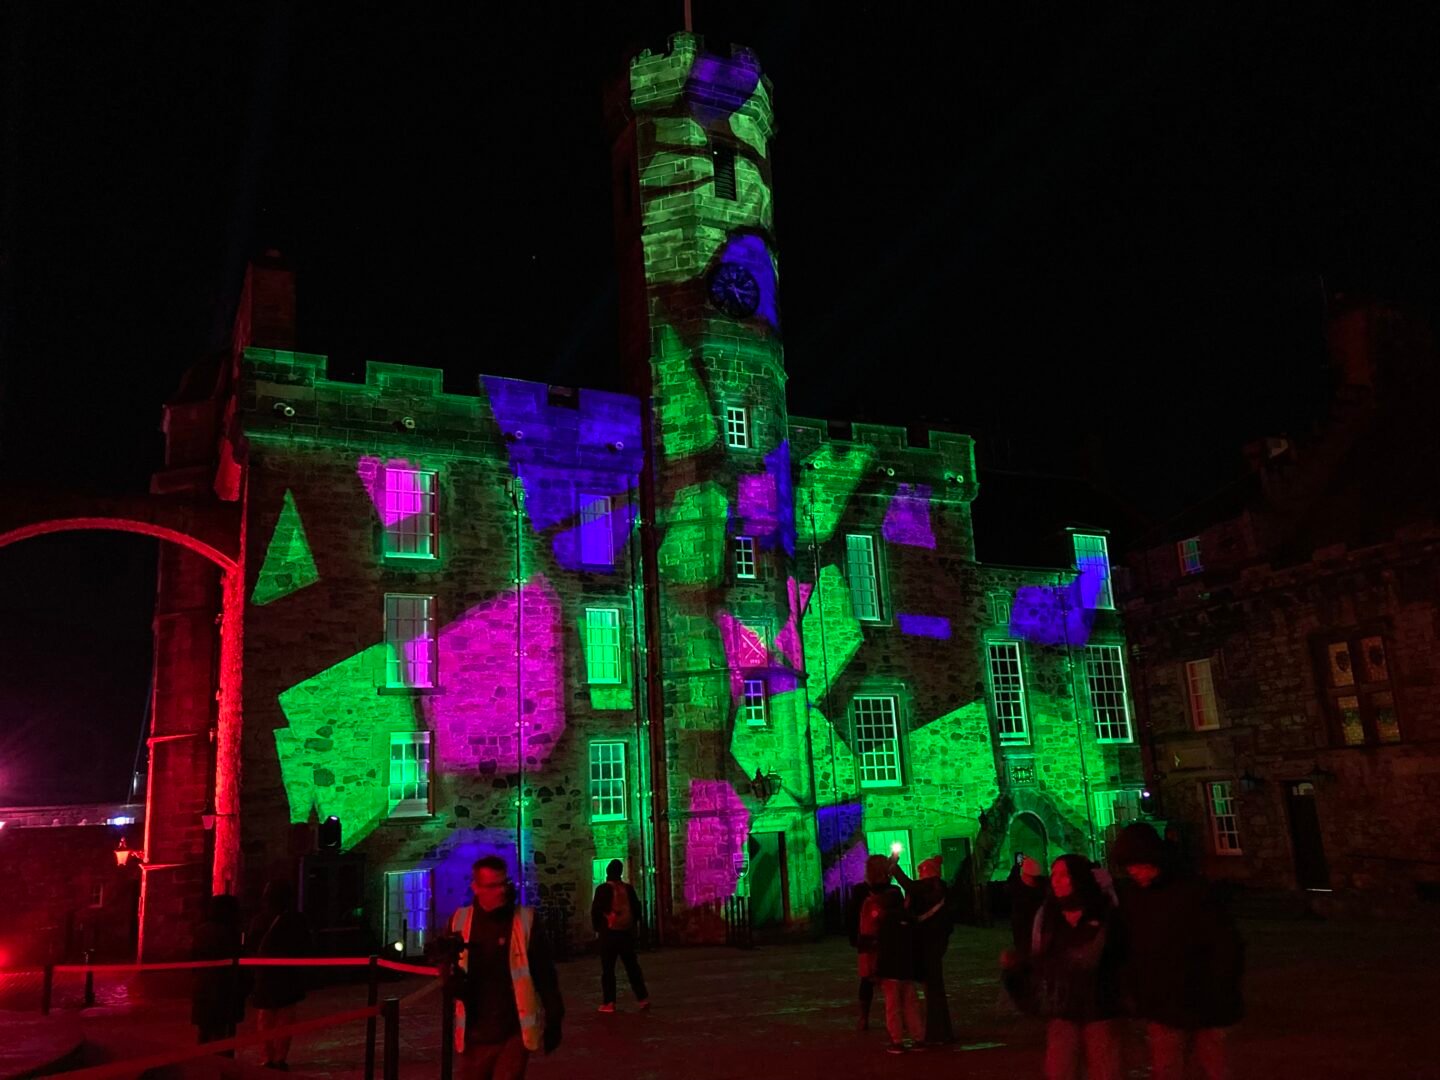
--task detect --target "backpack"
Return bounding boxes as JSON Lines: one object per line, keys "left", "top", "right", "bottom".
{"left": 606, "top": 883, "right": 634, "bottom": 931}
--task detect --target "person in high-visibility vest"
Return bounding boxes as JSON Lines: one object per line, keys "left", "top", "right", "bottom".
{"left": 447, "top": 856, "right": 564, "bottom": 1078}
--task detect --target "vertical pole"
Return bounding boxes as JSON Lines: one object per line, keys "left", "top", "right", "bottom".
{"left": 363, "top": 954, "right": 379, "bottom": 1080}
{"left": 41, "top": 964, "right": 54, "bottom": 1016}
{"left": 440, "top": 982, "right": 455, "bottom": 1080}
{"left": 382, "top": 997, "right": 400, "bottom": 1080}
{"left": 83, "top": 950, "right": 95, "bottom": 1007}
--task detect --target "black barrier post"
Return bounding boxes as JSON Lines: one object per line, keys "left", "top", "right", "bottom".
{"left": 382, "top": 997, "right": 400, "bottom": 1080}
{"left": 41, "top": 964, "right": 54, "bottom": 1015}
{"left": 440, "top": 982, "right": 455, "bottom": 1080}
{"left": 364, "top": 954, "right": 379, "bottom": 1080}
{"left": 83, "top": 950, "right": 95, "bottom": 1007}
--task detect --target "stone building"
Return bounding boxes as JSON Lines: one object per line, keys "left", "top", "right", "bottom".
{"left": 1122, "top": 296, "right": 1440, "bottom": 917}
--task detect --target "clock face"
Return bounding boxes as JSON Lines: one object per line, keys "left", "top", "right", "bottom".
{"left": 708, "top": 263, "right": 761, "bottom": 318}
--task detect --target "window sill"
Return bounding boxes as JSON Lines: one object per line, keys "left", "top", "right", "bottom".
{"left": 378, "top": 686, "right": 443, "bottom": 696}
{"left": 382, "top": 554, "right": 439, "bottom": 564}
{"left": 999, "top": 738, "right": 1032, "bottom": 751}
{"left": 385, "top": 811, "right": 434, "bottom": 823}
{"left": 590, "top": 816, "right": 628, "bottom": 825}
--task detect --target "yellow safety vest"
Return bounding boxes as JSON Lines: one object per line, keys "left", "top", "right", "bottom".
{"left": 449, "top": 904, "right": 544, "bottom": 1054}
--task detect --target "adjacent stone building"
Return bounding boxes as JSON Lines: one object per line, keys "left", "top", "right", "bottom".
{"left": 1122, "top": 296, "right": 1440, "bottom": 917}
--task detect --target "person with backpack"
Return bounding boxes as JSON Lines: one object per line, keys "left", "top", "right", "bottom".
{"left": 590, "top": 859, "right": 649, "bottom": 1013}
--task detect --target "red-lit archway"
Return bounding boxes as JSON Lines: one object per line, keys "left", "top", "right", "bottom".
{"left": 0, "top": 496, "right": 244, "bottom": 961}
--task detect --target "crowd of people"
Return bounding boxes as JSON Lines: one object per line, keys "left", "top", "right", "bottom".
{"left": 188, "top": 821, "right": 1241, "bottom": 1079}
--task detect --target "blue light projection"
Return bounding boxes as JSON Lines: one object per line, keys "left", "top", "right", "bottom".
{"left": 1007, "top": 567, "right": 1103, "bottom": 647}
{"left": 896, "top": 613, "right": 952, "bottom": 639}
{"left": 714, "top": 234, "right": 779, "bottom": 331}
{"left": 817, "top": 801, "right": 866, "bottom": 895}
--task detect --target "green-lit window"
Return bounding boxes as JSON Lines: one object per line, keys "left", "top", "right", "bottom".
{"left": 383, "top": 467, "right": 438, "bottom": 559}
{"left": 1178, "top": 536, "right": 1203, "bottom": 575}
{"left": 725, "top": 405, "right": 749, "bottom": 449}
{"left": 584, "top": 608, "right": 623, "bottom": 684}
{"left": 385, "top": 594, "right": 437, "bottom": 689}
{"left": 735, "top": 535, "right": 757, "bottom": 580}
{"left": 1207, "top": 781, "right": 1241, "bottom": 854}
{"left": 1072, "top": 532, "right": 1114, "bottom": 609}
{"left": 384, "top": 869, "right": 432, "bottom": 957}
{"left": 987, "top": 642, "right": 1029, "bottom": 744}
{"left": 1084, "top": 644, "right": 1133, "bottom": 742}
{"left": 712, "top": 144, "right": 737, "bottom": 200}
{"left": 741, "top": 679, "right": 768, "bottom": 726}
{"left": 989, "top": 591, "right": 1012, "bottom": 627}
{"left": 853, "top": 695, "right": 902, "bottom": 787}
{"left": 846, "top": 534, "right": 883, "bottom": 621}
{"left": 388, "top": 731, "right": 431, "bottom": 817}
{"left": 589, "top": 742, "right": 627, "bottom": 822}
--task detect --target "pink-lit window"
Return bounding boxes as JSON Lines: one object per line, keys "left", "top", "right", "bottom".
{"left": 385, "top": 594, "right": 437, "bottom": 688}
{"left": 1177, "top": 537, "right": 1203, "bottom": 575}
{"left": 1186, "top": 658, "right": 1220, "bottom": 731}
{"left": 383, "top": 467, "right": 438, "bottom": 559}
{"left": 1207, "top": 781, "right": 1242, "bottom": 854}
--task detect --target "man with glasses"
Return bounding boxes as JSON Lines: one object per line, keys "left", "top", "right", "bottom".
{"left": 447, "top": 856, "right": 564, "bottom": 1079}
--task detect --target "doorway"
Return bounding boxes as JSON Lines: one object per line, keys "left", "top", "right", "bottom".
{"left": 1003, "top": 812, "right": 1048, "bottom": 878}
{"left": 747, "top": 832, "right": 790, "bottom": 927}
{"left": 1286, "top": 782, "right": 1331, "bottom": 890}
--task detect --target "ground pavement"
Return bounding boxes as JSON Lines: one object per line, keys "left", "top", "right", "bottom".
{"left": 8, "top": 918, "right": 1439, "bottom": 1079}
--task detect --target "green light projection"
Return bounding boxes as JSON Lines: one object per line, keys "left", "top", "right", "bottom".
{"left": 656, "top": 482, "right": 729, "bottom": 585}
{"left": 801, "top": 564, "right": 864, "bottom": 685}
{"left": 653, "top": 326, "right": 718, "bottom": 459}
{"left": 251, "top": 489, "right": 319, "bottom": 606}
{"left": 797, "top": 444, "right": 874, "bottom": 544}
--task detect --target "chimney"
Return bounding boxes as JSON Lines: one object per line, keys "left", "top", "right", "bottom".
{"left": 237, "top": 248, "right": 297, "bottom": 352}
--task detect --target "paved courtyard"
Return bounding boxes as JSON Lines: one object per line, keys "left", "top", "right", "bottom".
{"left": 7, "top": 918, "right": 1439, "bottom": 1078}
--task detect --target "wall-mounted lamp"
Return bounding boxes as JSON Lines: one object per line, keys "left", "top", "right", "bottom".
{"left": 273, "top": 401, "right": 296, "bottom": 418}
{"left": 506, "top": 430, "right": 524, "bottom": 442}
{"left": 748, "top": 768, "right": 780, "bottom": 803}
{"left": 395, "top": 416, "right": 417, "bottom": 432}
{"left": 114, "top": 838, "right": 143, "bottom": 868}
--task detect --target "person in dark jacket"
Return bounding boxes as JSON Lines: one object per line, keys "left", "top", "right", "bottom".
{"left": 246, "top": 880, "right": 311, "bottom": 1070}
{"left": 1112, "top": 822, "right": 1244, "bottom": 1080}
{"left": 590, "top": 859, "right": 649, "bottom": 1013}
{"left": 846, "top": 853, "right": 895, "bottom": 1032}
{"left": 1008, "top": 854, "right": 1049, "bottom": 957}
{"left": 192, "top": 894, "right": 246, "bottom": 1051}
{"left": 1002, "top": 855, "right": 1122, "bottom": 1080}
{"left": 893, "top": 855, "right": 954, "bottom": 1044}
{"left": 868, "top": 855, "right": 924, "bottom": 1054}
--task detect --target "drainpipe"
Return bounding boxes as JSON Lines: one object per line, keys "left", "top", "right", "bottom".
{"left": 510, "top": 479, "right": 526, "bottom": 903}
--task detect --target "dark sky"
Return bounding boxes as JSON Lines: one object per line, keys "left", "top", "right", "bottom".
{"left": 4, "top": 2, "right": 1440, "bottom": 804}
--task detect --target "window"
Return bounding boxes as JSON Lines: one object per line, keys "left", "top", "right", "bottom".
{"left": 388, "top": 732, "right": 431, "bottom": 816}
{"left": 1178, "top": 537, "right": 1203, "bottom": 575}
{"left": 1317, "top": 633, "right": 1401, "bottom": 746}
{"left": 1072, "top": 533, "right": 1114, "bottom": 610}
{"left": 383, "top": 467, "right": 438, "bottom": 559}
{"left": 589, "top": 742, "right": 627, "bottom": 821}
{"left": 1207, "top": 781, "right": 1242, "bottom": 854}
{"left": 734, "top": 535, "right": 757, "bottom": 580}
{"left": 579, "top": 494, "right": 614, "bottom": 567}
{"left": 584, "top": 608, "right": 623, "bottom": 685}
{"left": 1093, "top": 789, "right": 1142, "bottom": 833}
{"left": 712, "top": 144, "right": 737, "bottom": 199}
{"left": 866, "top": 829, "right": 914, "bottom": 879}
{"left": 845, "top": 534, "right": 883, "bottom": 621}
{"left": 741, "top": 679, "right": 768, "bottom": 726}
{"left": 1186, "top": 659, "right": 1220, "bottom": 731}
{"left": 385, "top": 594, "right": 437, "bottom": 688}
{"left": 986, "top": 642, "right": 1029, "bottom": 744}
{"left": 89, "top": 883, "right": 105, "bottom": 908}
{"left": 1084, "top": 644, "right": 1133, "bottom": 742}
{"left": 989, "top": 591, "right": 1012, "bottom": 627}
{"left": 725, "top": 405, "right": 750, "bottom": 449}
{"left": 853, "top": 695, "right": 902, "bottom": 787}
{"left": 384, "top": 870, "right": 432, "bottom": 956}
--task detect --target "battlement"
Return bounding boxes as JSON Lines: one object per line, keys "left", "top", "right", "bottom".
{"left": 789, "top": 415, "right": 978, "bottom": 499}
{"left": 628, "top": 31, "right": 775, "bottom": 141}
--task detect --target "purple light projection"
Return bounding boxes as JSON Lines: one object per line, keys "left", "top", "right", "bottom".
{"left": 735, "top": 442, "right": 795, "bottom": 556}
{"left": 686, "top": 51, "right": 762, "bottom": 125}
{"left": 817, "top": 802, "right": 866, "bottom": 895}
{"left": 882, "top": 483, "right": 935, "bottom": 548}
{"left": 714, "top": 234, "right": 779, "bottom": 331}
{"left": 357, "top": 456, "right": 421, "bottom": 525}
{"left": 685, "top": 780, "right": 750, "bottom": 907}
{"left": 428, "top": 827, "right": 535, "bottom": 921}
{"left": 423, "top": 576, "right": 565, "bottom": 771}
{"left": 551, "top": 502, "right": 638, "bottom": 573}
{"left": 766, "top": 441, "right": 795, "bottom": 556}
{"left": 896, "top": 613, "right": 952, "bottom": 640}
{"left": 772, "top": 576, "right": 814, "bottom": 671}
{"left": 1008, "top": 567, "right": 1103, "bottom": 647}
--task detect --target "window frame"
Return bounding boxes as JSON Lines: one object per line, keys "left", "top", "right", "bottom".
{"left": 845, "top": 533, "right": 884, "bottom": 622}
{"left": 382, "top": 466, "right": 439, "bottom": 561}
{"left": 741, "top": 678, "right": 768, "bottom": 727}
{"left": 734, "top": 535, "right": 757, "bottom": 580}
{"left": 384, "top": 869, "right": 433, "bottom": 958}
{"left": 387, "top": 731, "right": 433, "bottom": 818}
{"left": 1313, "top": 631, "right": 1402, "bottom": 747}
{"left": 1186, "top": 658, "right": 1221, "bottom": 731}
{"left": 384, "top": 593, "right": 438, "bottom": 689}
{"left": 589, "top": 741, "right": 628, "bottom": 822}
{"left": 852, "top": 694, "right": 903, "bottom": 788}
{"left": 1072, "top": 532, "right": 1115, "bottom": 610}
{"left": 711, "top": 143, "right": 738, "bottom": 200}
{"left": 584, "top": 607, "right": 624, "bottom": 686}
{"left": 986, "top": 641, "right": 1030, "bottom": 745}
{"left": 1083, "top": 643, "right": 1134, "bottom": 743}
{"left": 578, "top": 493, "right": 615, "bottom": 568}
{"left": 1207, "top": 780, "right": 1242, "bottom": 855}
{"left": 1177, "top": 536, "right": 1203, "bottom": 576}
{"left": 724, "top": 405, "right": 750, "bottom": 449}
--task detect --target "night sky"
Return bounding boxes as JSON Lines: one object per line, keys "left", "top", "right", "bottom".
{"left": 4, "top": 3, "right": 1439, "bottom": 805}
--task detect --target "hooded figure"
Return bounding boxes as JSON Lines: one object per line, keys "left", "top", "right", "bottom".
{"left": 847, "top": 854, "right": 901, "bottom": 1032}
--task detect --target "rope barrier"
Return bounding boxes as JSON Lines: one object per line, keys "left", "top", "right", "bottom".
{"left": 52, "top": 1003, "right": 382, "bottom": 1079}
{"left": 48, "top": 955, "right": 441, "bottom": 975}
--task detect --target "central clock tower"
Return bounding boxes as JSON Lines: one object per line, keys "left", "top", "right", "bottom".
{"left": 608, "top": 32, "right": 819, "bottom": 941}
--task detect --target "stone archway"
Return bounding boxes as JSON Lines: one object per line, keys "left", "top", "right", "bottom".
{"left": 1004, "top": 811, "right": 1049, "bottom": 874}
{"left": 0, "top": 496, "right": 243, "bottom": 960}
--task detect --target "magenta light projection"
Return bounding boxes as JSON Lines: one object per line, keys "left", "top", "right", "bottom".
{"left": 1008, "top": 567, "right": 1103, "bottom": 647}
{"left": 357, "top": 456, "right": 422, "bottom": 525}
{"left": 896, "top": 613, "right": 952, "bottom": 639}
{"left": 715, "top": 611, "right": 770, "bottom": 702}
{"left": 422, "top": 575, "right": 565, "bottom": 771}
{"left": 772, "top": 576, "right": 814, "bottom": 671}
{"left": 882, "top": 483, "right": 935, "bottom": 548}
{"left": 735, "top": 442, "right": 795, "bottom": 556}
{"left": 684, "top": 780, "right": 751, "bottom": 906}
